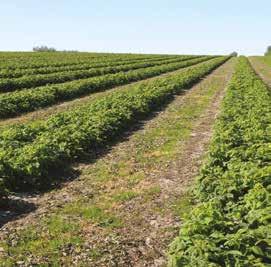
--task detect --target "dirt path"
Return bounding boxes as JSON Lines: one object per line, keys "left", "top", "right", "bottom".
{"left": 0, "top": 59, "right": 236, "bottom": 266}
{"left": 249, "top": 57, "right": 271, "bottom": 86}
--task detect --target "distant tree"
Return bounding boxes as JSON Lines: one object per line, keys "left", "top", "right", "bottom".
{"left": 265, "top": 46, "right": 271, "bottom": 56}
{"left": 33, "top": 45, "right": 56, "bottom": 52}
{"left": 230, "top": 52, "right": 238, "bottom": 57}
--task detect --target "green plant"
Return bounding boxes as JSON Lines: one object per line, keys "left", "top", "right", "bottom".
{"left": 0, "top": 56, "right": 229, "bottom": 196}
{"left": 168, "top": 57, "right": 271, "bottom": 266}
{"left": 0, "top": 56, "right": 213, "bottom": 118}
{"left": 0, "top": 55, "right": 202, "bottom": 92}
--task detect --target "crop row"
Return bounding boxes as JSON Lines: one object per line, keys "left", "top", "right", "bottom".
{"left": 0, "top": 56, "right": 229, "bottom": 199}
{"left": 0, "top": 52, "right": 171, "bottom": 70}
{"left": 0, "top": 53, "right": 117, "bottom": 69}
{"left": 0, "top": 56, "right": 214, "bottom": 119}
{"left": 168, "top": 57, "right": 271, "bottom": 266}
{"left": 0, "top": 55, "right": 188, "bottom": 79}
{"left": 0, "top": 56, "right": 204, "bottom": 92}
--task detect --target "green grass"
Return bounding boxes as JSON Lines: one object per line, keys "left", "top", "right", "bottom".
{"left": 126, "top": 171, "right": 146, "bottom": 187}
{"left": 171, "top": 192, "right": 194, "bottom": 219}
{"left": 143, "top": 186, "right": 162, "bottom": 198}
{"left": 62, "top": 202, "right": 122, "bottom": 228}
{"left": 1, "top": 215, "right": 82, "bottom": 266}
{"left": 0, "top": 202, "right": 122, "bottom": 265}
{"left": 112, "top": 190, "right": 139, "bottom": 202}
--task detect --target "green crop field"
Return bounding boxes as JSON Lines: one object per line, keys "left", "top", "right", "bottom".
{"left": 0, "top": 51, "right": 270, "bottom": 266}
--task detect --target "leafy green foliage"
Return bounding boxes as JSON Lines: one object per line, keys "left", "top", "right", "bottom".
{"left": 0, "top": 52, "right": 170, "bottom": 70}
{"left": 0, "top": 55, "right": 202, "bottom": 92}
{"left": 0, "top": 54, "right": 180, "bottom": 78}
{"left": 168, "top": 57, "right": 271, "bottom": 266}
{"left": 0, "top": 56, "right": 229, "bottom": 196}
{"left": 0, "top": 56, "right": 213, "bottom": 118}
{"left": 0, "top": 178, "right": 8, "bottom": 203}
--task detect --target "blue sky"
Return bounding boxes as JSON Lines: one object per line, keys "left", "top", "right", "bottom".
{"left": 1, "top": 0, "right": 270, "bottom": 55}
